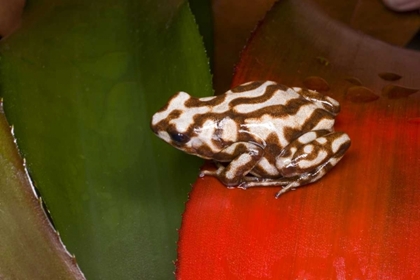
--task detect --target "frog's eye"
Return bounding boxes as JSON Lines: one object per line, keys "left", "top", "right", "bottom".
{"left": 169, "top": 132, "right": 190, "bottom": 144}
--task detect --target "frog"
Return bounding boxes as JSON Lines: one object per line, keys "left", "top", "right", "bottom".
{"left": 151, "top": 81, "right": 351, "bottom": 198}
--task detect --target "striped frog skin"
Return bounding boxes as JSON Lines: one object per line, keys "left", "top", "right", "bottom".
{"left": 151, "top": 81, "right": 350, "bottom": 197}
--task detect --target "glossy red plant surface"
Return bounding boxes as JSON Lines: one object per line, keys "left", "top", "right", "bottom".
{"left": 177, "top": 1, "right": 420, "bottom": 278}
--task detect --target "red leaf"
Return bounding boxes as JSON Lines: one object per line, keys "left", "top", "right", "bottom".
{"left": 178, "top": 1, "right": 420, "bottom": 278}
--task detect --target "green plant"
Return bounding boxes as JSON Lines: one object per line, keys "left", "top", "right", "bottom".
{"left": 0, "top": 0, "right": 211, "bottom": 278}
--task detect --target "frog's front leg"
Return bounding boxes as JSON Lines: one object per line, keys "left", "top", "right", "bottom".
{"left": 200, "top": 142, "right": 264, "bottom": 186}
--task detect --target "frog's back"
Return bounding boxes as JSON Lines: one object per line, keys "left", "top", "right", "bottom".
{"left": 204, "top": 81, "right": 298, "bottom": 113}
{"left": 214, "top": 81, "right": 337, "bottom": 148}
{"left": 201, "top": 81, "right": 329, "bottom": 114}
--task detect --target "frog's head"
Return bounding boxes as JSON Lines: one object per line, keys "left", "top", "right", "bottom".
{"left": 151, "top": 91, "right": 213, "bottom": 158}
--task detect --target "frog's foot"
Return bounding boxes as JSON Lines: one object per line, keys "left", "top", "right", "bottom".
{"left": 238, "top": 177, "right": 299, "bottom": 196}
{"left": 199, "top": 163, "right": 224, "bottom": 178}
{"left": 239, "top": 175, "right": 294, "bottom": 187}
{"left": 201, "top": 142, "right": 264, "bottom": 186}
{"left": 275, "top": 181, "right": 300, "bottom": 198}
{"left": 200, "top": 163, "right": 245, "bottom": 189}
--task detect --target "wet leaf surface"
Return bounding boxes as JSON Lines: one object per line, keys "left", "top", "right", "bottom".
{"left": 378, "top": 72, "right": 402, "bottom": 81}
{"left": 345, "top": 76, "right": 363, "bottom": 86}
{"left": 210, "top": 0, "right": 420, "bottom": 96}
{"left": 178, "top": 0, "right": 420, "bottom": 278}
{"left": 314, "top": 0, "right": 420, "bottom": 46}
{"left": 382, "top": 84, "right": 419, "bottom": 99}
{"left": 303, "top": 76, "right": 330, "bottom": 92}
{"left": 346, "top": 86, "right": 379, "bottom": 103}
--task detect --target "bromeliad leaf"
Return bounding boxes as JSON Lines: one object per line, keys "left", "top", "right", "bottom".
{"left": 0, "top": 0, "right": 212, "bottom": 278}
{"left": 0, "top": 101, "right": 85, "bottom": 279}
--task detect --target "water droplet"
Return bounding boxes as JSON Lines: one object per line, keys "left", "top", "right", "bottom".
{"left": 382, "top": 84, "right": 419, "bottom": 99}
{"left": 346, "top": 86, "right": 379, "bottom": 103}
{"left": 303, "top": 76, "right": 330, "bottom": 92}
{"left": 344, "top": 77, "right": 362, "bottom": 86}
{"left": 378, "top": 72, "right": 402, "bottom": 81}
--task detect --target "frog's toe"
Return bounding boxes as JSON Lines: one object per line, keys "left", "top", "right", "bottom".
{"left": 237, "top": 181, "right": 249, "bottom": 189}
{"left": 200, "top": 163, "right": 225, "bottom": 177}
{"left": 199, "top": 169, "right": 217, "bottom": 177}
{"left": 275, "top": 181, "right": 300, "bottom": 198}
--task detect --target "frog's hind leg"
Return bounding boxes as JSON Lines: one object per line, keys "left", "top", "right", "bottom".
{"left": 276, "top": 131, "right": 351, "bottom": 179}
{"left": 241, "top": 154, "right": 342, "bottom": 198}
{"left": 273, "top": 151, "right": 348, "bottom": 198}
{"left": 242, "top": 131, "right": 351, "bottom": 198}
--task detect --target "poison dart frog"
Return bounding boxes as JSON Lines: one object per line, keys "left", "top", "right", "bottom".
{"left": 151, "top": 81, "right": 350, "bottom": 197}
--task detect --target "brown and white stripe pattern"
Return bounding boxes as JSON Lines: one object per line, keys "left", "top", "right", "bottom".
{"left": 151, "top": 81, "right": 350, "bottom": 197}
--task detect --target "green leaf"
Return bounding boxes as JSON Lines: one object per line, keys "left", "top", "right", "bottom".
{"left": 189, "top": 0, "right": 214, "bottom": 71}
{"left": 0, "top": 0, "right": 212, "bottom": 278}
{"left": 0, "top": 102, "right": 84, "bottom": 279}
